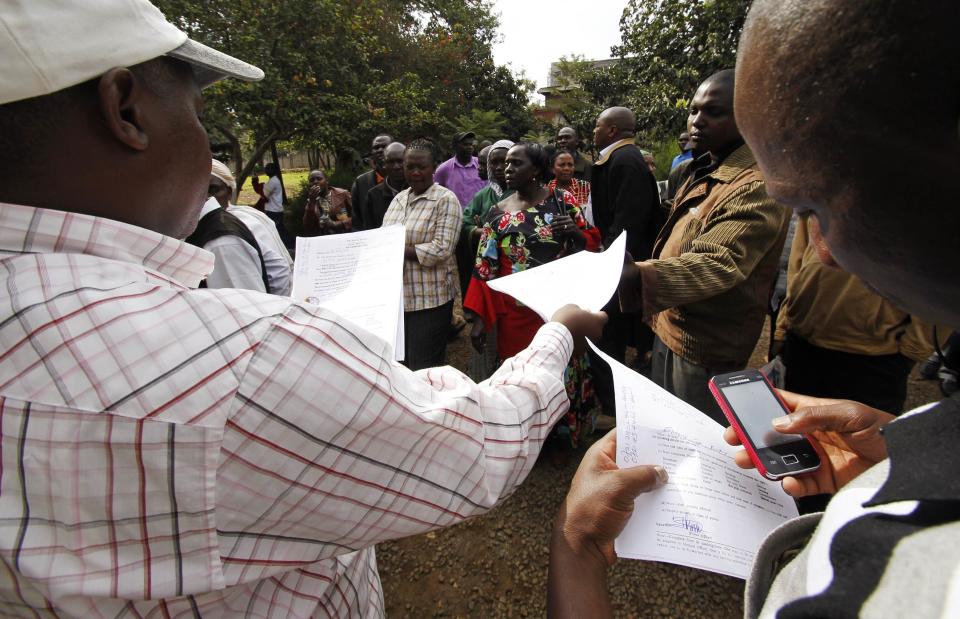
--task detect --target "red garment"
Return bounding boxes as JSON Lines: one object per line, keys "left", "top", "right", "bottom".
{"left": 464, "top": 188, "right": 595, "bottom": 358}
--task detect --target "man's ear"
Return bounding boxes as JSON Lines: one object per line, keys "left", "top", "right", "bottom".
{"left": 97, "top": 67, "right": 149, "bottom": 151}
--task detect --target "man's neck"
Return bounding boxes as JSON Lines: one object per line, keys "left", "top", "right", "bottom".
{"left": 709, "top": 139, "right": 745, "bottom": 164}
{"left": 385, "top": 178, "right": 405, "bottom": 193}
{"left": 455, "top": 154, "right": 473, "bottom": 166}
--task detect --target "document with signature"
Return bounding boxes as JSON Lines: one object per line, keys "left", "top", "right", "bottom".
{"left": 588, "top": 342, "right": 799, "bottom": 579}
{"left": 292, "top": 225, "right": 405, "bottom": 361}
{"left": 486, "top": 232, "right": 626, "bottom": 321}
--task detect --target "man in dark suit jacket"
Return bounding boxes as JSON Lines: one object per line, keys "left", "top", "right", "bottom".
{"left": 589, "top": 106, "right": 662, "bottom": 422}
{"left": 350, "top": 133, "right": 392, "bottom": 230}
{"left": 361, "top": 141, "right": 407, "bottom": 230}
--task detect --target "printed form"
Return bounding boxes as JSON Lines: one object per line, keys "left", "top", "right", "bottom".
{"left": 480, "top": 235, "right": 798, "bottom": 578}
{"left": 590, "top": 343, "right": 798, "bottom": 579}
{"left": 292, "top": 225, "right": 405, "bottom": 361}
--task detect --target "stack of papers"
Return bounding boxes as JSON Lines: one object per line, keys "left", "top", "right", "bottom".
{"left": 291, "top": 225, "right": 406, "bottom": 361}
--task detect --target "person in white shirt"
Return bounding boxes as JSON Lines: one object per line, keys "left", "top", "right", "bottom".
{"left": 262, "top": 161, "right": 292, "bottom": 247}
{"left": 211, "top": 159, "right": 293, "bottom": 295}
{"left": 189, "top": 194, "right": 268, "bottom": 292}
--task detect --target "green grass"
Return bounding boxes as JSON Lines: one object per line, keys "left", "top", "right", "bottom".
{"left": 236, "top": 170, "right": 311, "bottom": 207}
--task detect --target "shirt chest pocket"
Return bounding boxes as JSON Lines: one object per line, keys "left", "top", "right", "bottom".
{"left": 0, "top": 397, "right": 225, "bottom": 602}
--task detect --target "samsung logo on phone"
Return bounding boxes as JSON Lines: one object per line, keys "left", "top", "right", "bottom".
{"left": 728, "top": 378, "right": 750, "bottom": 384}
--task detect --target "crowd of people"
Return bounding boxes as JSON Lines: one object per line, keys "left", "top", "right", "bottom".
{"left": 0, "top": 0, "right": 957, "bottom": 616}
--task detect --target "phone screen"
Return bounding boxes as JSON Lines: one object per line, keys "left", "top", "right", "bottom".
{"left": 719, "top": 380, "right": 800, "bottom": 448}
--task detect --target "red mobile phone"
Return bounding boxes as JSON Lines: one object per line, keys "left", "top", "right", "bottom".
{"left": 709, "top": 369, "right": 820, "bottom": 481}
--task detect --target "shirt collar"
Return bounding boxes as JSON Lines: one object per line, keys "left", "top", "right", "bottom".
{"left": 594, "top": 138, "right": 636, "bottom": 165}
{"left": 200, "top": 196, "right": 221, "bottom": 218}
{"left": 0, "top": 202, "right": 214, "bottom": 288}
{"left": 452, "top": 156, "right": 478, "bottom": 170}
{"left": 708, "top": 142, "right": 754, "bottom": 183}
{"left": 865, "top": 393, "right": 960, "bottom": 506}
{"left": 406, "top": 182, "right": 442, "bottom": 203}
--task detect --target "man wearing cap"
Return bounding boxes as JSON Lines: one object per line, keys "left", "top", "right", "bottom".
{"left": 210, "top": 159, "right": 294, "bottom": 296}
{"left": 0, "top": 1, "right": 608, "bottom": 615}
{"left": 192, "top": 168, "right": 270, "bottom": 293}
{"left": 434, "top": 131, "right": 486, "bottom": 210}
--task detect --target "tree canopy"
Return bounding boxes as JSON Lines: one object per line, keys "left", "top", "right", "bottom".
{"left": 579, "top": 0, "right": 752, "bottom": 144}
{"left": 153, "top": 0, "right": 534, "bottom": 186}
{"left": 614, "top": 0, "right": 750, "bottom": 141}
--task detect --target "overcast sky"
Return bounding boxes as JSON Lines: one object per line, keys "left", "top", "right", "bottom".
{"left": 490, "top": 0, "right": 629, "bottom": 103}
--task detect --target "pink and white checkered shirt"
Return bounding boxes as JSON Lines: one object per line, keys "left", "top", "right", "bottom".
{"left": 0, "top": 203, "right": 572, "bottom": 618}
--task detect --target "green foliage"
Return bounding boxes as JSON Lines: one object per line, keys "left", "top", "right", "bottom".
{"left": 152, "top": 0, "right": 533, "bottom": 181}
{"left": 283, "top": 178, "right": 311, "bottom": 240}
{"left": 451, "top": 109, "right": 508, "bottom": 143}
{"left": 584, "top": 0, "right": 752, "bottom": 143}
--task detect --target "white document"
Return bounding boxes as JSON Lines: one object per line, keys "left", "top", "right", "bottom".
{"left": 292, "top": 225, "right": 405, "bottom": 361}
{"left": 588, "top": 342, "right": 799, "bottom": 579}
{"left": 486, "top": 232, "right": 626, "bottom": 321}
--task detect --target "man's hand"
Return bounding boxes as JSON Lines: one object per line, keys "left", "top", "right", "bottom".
{"left": 557, "top": 430, "right": 668, "bottom": 564}
{"left": 618, "top": 252, "right": 642, "bottom": 313}
{"left": 550, "top": 304, "right": 607, "bottom": 356}
{"left": 469, "top": 319, "right": 485, "bottom": 354}
{"left": 723, "top": 390, "right": 895, "bottom": 497}
{"left": 548, "top": 430, "right": 667, "bottom": 618}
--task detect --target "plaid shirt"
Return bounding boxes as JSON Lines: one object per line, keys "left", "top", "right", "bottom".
{"left": 382, "top": 183, "right": 460, "bottom": 312}
{"left": 0, "top": 202, "right": 572, "bottom": 617}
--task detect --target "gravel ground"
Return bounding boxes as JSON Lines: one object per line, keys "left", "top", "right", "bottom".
{"left": 377, "top": 307, "right": 941, "bottom": 617}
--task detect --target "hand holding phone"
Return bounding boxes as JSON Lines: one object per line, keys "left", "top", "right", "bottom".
{"left": 718, "top": 386, "right": 895, "bottom": 497}
{"left": 710, "top": 369, "right": 821, "bottom": 481}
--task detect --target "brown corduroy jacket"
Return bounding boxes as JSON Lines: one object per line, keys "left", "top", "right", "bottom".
{"left": 631, "top": 144, "right": 790, "bottom": 368}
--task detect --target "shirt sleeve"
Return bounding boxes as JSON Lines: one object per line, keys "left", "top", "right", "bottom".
{"left": 350, "top": 178, "right": 365, "bottom": 230}
{"left": 898, "top": 317, "right": 940, "bottom": 362}
{"left": 774, "top": 216, "right": 810, "bottom": 341}
{"left": 638, "top": 180, "right": 787, "bottom": 313}
{"left": 414, "top": 192, "right": 460, "bottom": 267}
{"left": 215, "top": 307, "right": 573, "bottom": 569}
{"left": 203, "top": 236, "right": 267, "bottom": 293}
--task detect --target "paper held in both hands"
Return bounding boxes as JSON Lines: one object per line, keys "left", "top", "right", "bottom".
{"left": 488, "top": 231, "right": 798, "bottom": 579}
{"left": 291, "top": 225, "right": 405, "bottom": 361}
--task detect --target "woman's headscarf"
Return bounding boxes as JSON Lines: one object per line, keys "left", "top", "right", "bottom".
{"left": 487, "top": 139, "right": 514, "bottom": 197}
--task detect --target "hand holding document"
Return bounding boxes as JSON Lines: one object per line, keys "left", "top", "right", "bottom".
{"left": 292, "top": 225, "right": 405, "bottom": 361}
{"left": 486, "top": 232, "right": 626, "bottom": 321}
{"left": 482, "top": 231, "right": 798, "bottom": 578}
{"left": 589, "top": 343, "right": 798, "bottom": 579}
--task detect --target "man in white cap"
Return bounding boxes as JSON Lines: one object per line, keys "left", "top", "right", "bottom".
{"left": 189, "top": 168, "right": 270, "bottom": 293}
{"left": 209, "top": 159, "right": 294, "bottom": 295}
{"left": 0, "top": 1, "right": 606, "bottom": 615}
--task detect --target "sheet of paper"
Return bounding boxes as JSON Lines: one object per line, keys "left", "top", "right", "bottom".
{"left": 486, "top": 232, "right": 626, "bottom": 321}
{"left": 588, "top": 342, "right": 799, "bottom": 579}
{"left": 292, "top": 225, "right": 405, "bottom": 361}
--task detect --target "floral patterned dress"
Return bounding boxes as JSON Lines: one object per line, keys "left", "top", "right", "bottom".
{"left": 463, "top": 188, "right": 596, "bottom": 447}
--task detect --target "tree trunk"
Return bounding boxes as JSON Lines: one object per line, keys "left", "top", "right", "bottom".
{"left": 307, "top": 145, "right": 321, "bottom": 171}
{"left": 213, "top": 123, "right": 243, "bottom": 202}
{"left": 236, "top": 129, "right": 281, "bottom": 194}
{"left": 271, "top": 141, "right": 287, "bottom": 204}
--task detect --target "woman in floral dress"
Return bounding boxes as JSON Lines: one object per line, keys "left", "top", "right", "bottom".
{"left": 463, "top": 143, "right": 598, "bottom": 459}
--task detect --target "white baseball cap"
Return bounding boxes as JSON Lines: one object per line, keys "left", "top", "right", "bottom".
{"left": 0, "top": 0, "right": 264, "bottom": 105}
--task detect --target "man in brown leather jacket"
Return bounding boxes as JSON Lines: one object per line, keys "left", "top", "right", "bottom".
{"left": 620, "top": 69, "right": 790, "bottom": 423}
